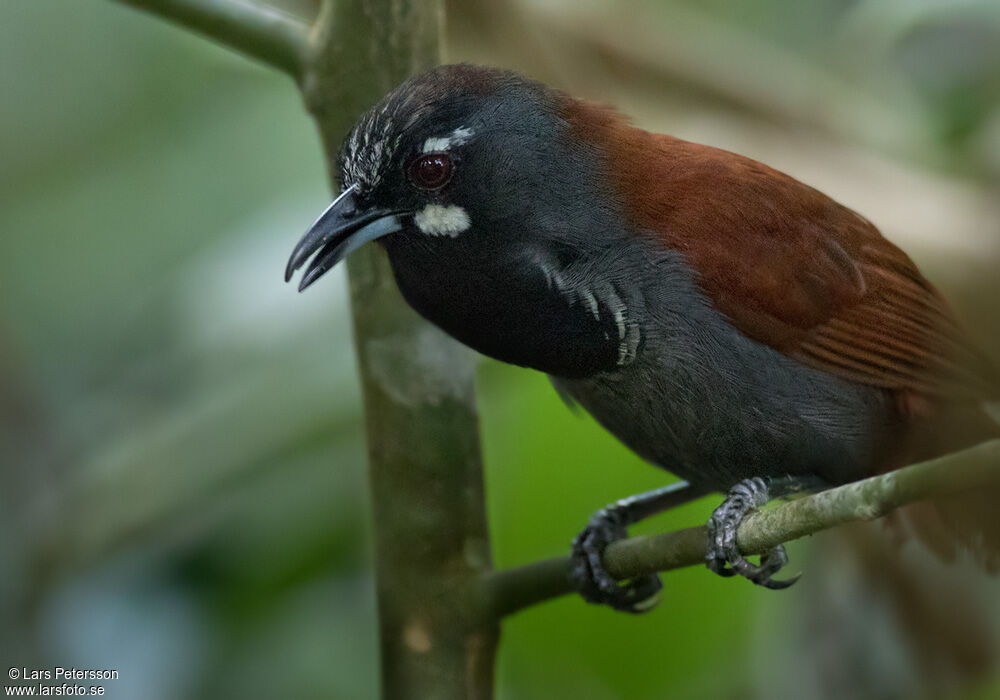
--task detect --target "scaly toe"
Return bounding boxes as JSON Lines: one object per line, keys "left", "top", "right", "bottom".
{"left": 569, "top": 507, "right": 663, "bottom": 613}
{"left": 704, "top": 478, "right": 799, "bottom": 590}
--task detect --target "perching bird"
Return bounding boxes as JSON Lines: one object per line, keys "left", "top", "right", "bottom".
{"left": 285, "top": 64, "right": 1000, "bottom": 612}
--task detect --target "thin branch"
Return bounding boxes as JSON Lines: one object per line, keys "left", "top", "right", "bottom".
{"left": 113, "top": 0, "right": 310, "bottom": 78}
{"left": 483, "top": 439, "right": 1000, "bottom": 620}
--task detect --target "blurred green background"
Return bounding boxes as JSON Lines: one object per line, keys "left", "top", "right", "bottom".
{"left": 2, "top": 1, "right": 999, "bottom": 698}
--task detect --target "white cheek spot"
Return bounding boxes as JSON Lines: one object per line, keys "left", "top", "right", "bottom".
{"left": 422, "top": 127, "right": 474, "bottom": 153}
{"left": 414, "top": 204, "right": 471, "bottom": 237}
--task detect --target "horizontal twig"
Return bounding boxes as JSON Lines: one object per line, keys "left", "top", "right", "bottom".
{"left": 113, "top": 0, "right": 310, "bottom": 77}
{"left": 482, "top": 439, "right": 1000, "bottom": 620}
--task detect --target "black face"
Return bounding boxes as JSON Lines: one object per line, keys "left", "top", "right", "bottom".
{"left": 285, "top": 68, "right": 495, "bottom": 289}
{"left": 285, "top": 65, "right": 632, "bottom": 377}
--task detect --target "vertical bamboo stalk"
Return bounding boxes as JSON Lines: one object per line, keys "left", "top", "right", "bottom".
{"left": 301, "top": 2, "right": 498, "bottom": 698}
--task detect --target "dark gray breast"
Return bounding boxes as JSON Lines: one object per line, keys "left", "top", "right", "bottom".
{"left": 551, "top": 247, "right": 896, "bottom": 490}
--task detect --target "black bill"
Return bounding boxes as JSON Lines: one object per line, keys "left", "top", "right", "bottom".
{"left": 285, "top": 184, "right": 405, "bottom": 291}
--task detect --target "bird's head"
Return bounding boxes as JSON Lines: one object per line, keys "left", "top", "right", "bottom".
{"left": 285, "top": 64, "right": 628, "bottom": 292}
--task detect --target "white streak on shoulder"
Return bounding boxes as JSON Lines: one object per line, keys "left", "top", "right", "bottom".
{"left": 422, "top": 127, "right": 474, "bottom": 153}
{"left": 414, "top": 204, "right": 471, "bottom": 237}
{"left": 533, "top": 254, "right": 564, "bottom": 293}
{"left": 605, "top": 288, "right": 627, "bottom": 341}
{"left": 580, "top": 289, "right": 600, "bottom": 321}
{"left": 602, "top": 283, "right": 639, "bottom": 366}
{"left": 618, "top": 318, "right": 640, "bottom": 365}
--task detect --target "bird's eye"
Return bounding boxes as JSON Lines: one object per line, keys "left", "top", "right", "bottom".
{"left": 407, "top": 152, "right": 454, "bottom": 190}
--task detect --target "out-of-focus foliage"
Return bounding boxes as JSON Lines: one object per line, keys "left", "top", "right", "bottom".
{"left": 1, "top": 1, "right": 998, "bottom": 699}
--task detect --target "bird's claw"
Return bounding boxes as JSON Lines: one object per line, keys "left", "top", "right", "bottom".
{"left": 705, "top": 477, "right": 800, "bottom": 589}
{"left": 569, "top": 507, "right": 663, "bottom": 613}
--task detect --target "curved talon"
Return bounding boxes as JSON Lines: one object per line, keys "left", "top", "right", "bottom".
{"left": 569, "top": 507, "right": 663, "bottom": 613}
{"left": 705, "top": 477, "right": 800, "bottom": 589}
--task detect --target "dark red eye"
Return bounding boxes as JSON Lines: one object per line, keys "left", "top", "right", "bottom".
{"left": 407, "top": 152, "right": 454, "bottom": 190}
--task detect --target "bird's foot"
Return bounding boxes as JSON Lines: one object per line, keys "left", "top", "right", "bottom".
{"left": 569, "top": 506, "right": 663, "bottom": 613}
{"left": 705, "top": 477, "right": 800, "bottom": 589}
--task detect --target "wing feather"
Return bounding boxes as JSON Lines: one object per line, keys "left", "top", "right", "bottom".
{"left": 602, "top": 126, "right": 999, "bottom": 399}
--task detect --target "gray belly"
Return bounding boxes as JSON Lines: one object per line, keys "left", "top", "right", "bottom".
{"left": 551, "top": 320, "right": 894, "bottom": 490}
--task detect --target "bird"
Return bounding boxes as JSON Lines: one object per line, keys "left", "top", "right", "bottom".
{"left": 284, "top": 64, "right": 1000, "bottom": 613}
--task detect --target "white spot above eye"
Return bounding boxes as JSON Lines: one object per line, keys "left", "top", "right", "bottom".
{"left": 414, "top": 204, "right": 471, "bottom": 237}
{"left": 422, "top": 127, "right": 474, "bottom": 153}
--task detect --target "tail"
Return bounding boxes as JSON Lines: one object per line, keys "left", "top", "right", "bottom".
{"left": 758, "top": 522, "right": 1000, "bottom": 699}
{"left": 757, "top": 403, "right": 1000, "bottom": 698}
{"left": 889, "top": 401, "right": 1000, "bottom": 572}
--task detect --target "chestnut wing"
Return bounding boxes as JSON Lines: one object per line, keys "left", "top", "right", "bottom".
{"left": 629, "top": 137, "right": 998, "bottom": 399}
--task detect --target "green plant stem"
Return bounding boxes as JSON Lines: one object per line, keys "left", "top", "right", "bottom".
{"left": 110, "top": 1, "right": 495, "bottom": 698}
{"left": 483, "top": 439, "right": 1000, "bottom": 620}
{"left": 301, "top": 2, "right": 497, "bottom": 700}
{"left": 114, "top": 0, "right": 309, "bottom": 77}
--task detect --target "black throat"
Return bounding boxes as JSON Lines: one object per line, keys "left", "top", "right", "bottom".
{"left": 383, "top": 233, "right": 626, "bottom": 378}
